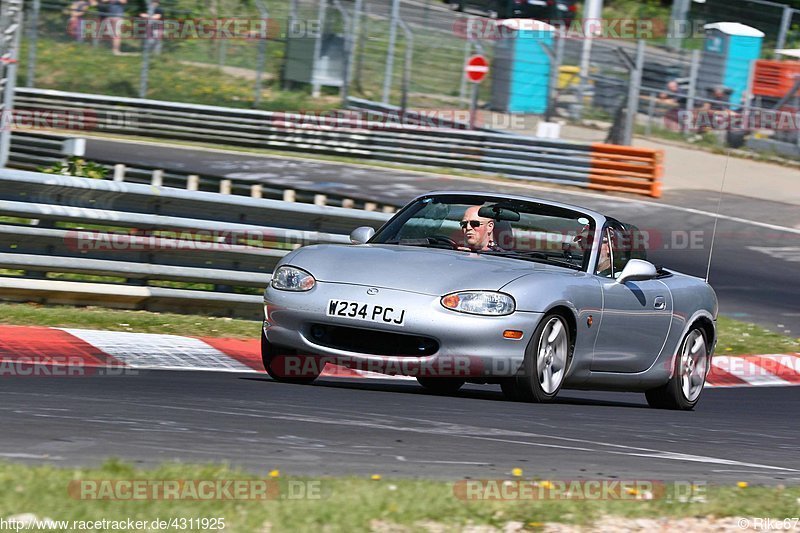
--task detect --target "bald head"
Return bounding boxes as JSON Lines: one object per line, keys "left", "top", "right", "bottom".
{"left": 461, "top": 206, "right": 495, "bottom": 251}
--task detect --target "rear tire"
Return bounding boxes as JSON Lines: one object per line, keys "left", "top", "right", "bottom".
{"left": 261, "top": 330, "right": 320, "bottom": 384}
{"left": 501, "top": 313, "right": 572, "bottom": 402}
{"left": 417, "top": 376, "right": 465, "bottom": 394}
{"left": 645, "top": 327, "right": 709, "bottom": 410}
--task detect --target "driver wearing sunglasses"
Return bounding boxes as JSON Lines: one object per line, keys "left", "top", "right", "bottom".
{"left": 459, "top": 205, "right": 501, "bottom": 252}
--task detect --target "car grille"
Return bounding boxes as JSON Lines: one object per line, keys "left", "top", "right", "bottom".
{"left": 307, "top": 324, "right": 439, "bottom": 357}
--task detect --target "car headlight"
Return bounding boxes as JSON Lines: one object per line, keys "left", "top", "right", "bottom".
{"left": 441, "top": 291, "right": 515, "bottom": 316}
{"left": 271, "top": 266, "right": 316, "bottom": 292}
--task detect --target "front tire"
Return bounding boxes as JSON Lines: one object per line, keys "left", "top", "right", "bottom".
{"left": 645, "top": 328, "right": 709, "bottom": 410}
{"left": 261, "top": 330, "right": 320, "bottom": 384}
{"left": 417, "top": 376, "right": 465, "bottom": 394}
{"left": 502, "top": 314, "right": 572, "bottom": 402}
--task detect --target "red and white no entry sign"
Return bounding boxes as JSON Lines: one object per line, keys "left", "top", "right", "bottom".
{"left": 465, "top": 55, "right": 489, "bottom": 84}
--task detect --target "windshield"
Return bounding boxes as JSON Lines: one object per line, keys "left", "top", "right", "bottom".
{"left": 371, "top": 194, "right": 597, "bottom": 271}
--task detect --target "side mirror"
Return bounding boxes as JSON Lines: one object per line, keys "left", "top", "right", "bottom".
{"left": 349, "top": 226, "right": 375, "bottom": 245}
{"left": 616, "top": 259, "right": 658, "bottom": 284}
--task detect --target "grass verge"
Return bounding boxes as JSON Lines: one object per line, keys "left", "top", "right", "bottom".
{"left": 19, "top": 36, "right": 337, "bottom": 113}
{"left": 0, "top": 459, "right": 798, "bottom": 532}
{"left": 0, "top": 302, "right": 798, "bottom": 355}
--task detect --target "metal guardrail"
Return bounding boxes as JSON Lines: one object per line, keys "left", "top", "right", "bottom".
{"left": 14, "top": 88, "right": 664, "bottom": 198}
{"left": 8, "top": 131, "right": 401, "bottom": 212}
{"left": 0, "top": 168, "right": 391, "bottom": 318}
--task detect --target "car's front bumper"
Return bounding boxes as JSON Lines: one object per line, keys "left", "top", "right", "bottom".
{"left": 264, "top": 282, "right": 543, "bottom": 378}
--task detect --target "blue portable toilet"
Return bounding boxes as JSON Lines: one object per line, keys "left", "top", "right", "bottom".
{"left": 698, "top": 22, "right": 764, "bottom": 108}
{"left": 490, "top": 19, "right": 555, "bottom": 114}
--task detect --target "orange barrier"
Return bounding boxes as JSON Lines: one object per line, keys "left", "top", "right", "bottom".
{"left": 588, "top": 143, "right": 664, "bottom": 198}
{"left": 752, "top": 60, "right": 800, "bottom": 98}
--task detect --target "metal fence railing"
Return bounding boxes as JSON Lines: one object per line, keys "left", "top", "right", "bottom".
{"left": 12, "top": 88, "right": 665, "bottom": 197}
{"left": 16, "top": 0, "right": 800, "bottom": 154}
{"left": 7, "top": 131, "right": 402, "bottom": 212}
{"left": 0, "top": 168, "right": 391, "bottom": 318}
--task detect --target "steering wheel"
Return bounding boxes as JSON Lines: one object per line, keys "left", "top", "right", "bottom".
{"left": 427, "top": 235, "right": 459, "bottom": 249}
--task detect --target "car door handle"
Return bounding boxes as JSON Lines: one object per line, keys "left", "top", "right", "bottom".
{"left": 654, "top": 296, "right": 666, "bottom": 310}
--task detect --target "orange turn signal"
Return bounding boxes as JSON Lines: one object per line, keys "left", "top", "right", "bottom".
{"left": 503, "top": 330, "right": 524, "bottom": 340}
{"left": 442, "top": 294, "right": 460, "bottom": 309}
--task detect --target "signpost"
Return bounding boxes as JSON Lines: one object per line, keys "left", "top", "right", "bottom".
{"left": 465, "top": 54, "right": 489, "bottom": 129}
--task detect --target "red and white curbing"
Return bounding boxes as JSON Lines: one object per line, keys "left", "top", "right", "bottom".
{"left": 0, "top": 325, "right": 798, "bottom": 387}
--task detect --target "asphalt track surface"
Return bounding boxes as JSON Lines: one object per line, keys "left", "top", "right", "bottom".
{"left": 4, "top": 138, "right": 799, "bottom": 484}
{"left": 1, "top": 370, "right": 799, "bottom": 483}
{"left": 86, "top": 138, "right": 800, "bottom": 334}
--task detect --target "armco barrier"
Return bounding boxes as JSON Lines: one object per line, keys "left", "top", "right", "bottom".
{"left": 13, "top": 88, "right": 664, "bottom": 198}
{"left": 8, "top": 131, "right": 400, "bottom": 212}
{"left": 0, "top": 169, "right": 391, "bottom": 318}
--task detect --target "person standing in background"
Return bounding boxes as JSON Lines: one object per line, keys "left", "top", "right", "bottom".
{"left": 102, "top": 0, "right": 127, "bottom": 55}
{"left": 66, "top": 0, "right": 93, "bottom": 42}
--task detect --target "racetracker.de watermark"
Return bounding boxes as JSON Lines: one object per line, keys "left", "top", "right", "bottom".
{"left": 453, "top": 480, "right": 707, "bottom": 501}
{"left": 67, "top": 479, "right": 324, "bottom": 500}
{"left": 264, "top": 354, "right": 491, "bottom": 378}
{"left": 64, "top": 228, "right": 718, "bottom": 254}
{"left": 64, "top": 229, "right": 312, "bottom": 252}
{"left": 0, "top": 109, "right": 136, "bottom": 132}
{"left": 77, "top": 17, "right": 323, "bottom": 40}
{"left": 0, "top": 357, "right": 135, "bottom": 378}
{"left": 676, "top": 110, "right": 800, "bottom": 132}
{"left": 452, "top": 18, "right": 710, "bottom": 41}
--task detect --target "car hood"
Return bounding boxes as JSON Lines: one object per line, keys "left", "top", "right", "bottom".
{"left": 284, "top": 244, "right": 565, "bottom": 296}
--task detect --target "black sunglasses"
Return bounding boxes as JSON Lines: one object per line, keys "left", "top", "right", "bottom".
{"left": 459, "top": 220, "right": 485, "bottom": 229}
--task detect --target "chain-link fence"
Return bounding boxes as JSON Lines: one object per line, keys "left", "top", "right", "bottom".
{"left": 691, "top": 0, "right": 800, "bottom": 51}
{"left": 11, "top": 0, "right": 800, "bottom": 153}
{"left": 22, "top": 0, "right": 298, "bottom": 109}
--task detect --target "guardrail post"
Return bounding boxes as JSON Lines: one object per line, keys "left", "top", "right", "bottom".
{"left": 113, "top": 164, "right": 126, "bottom": 182}
{"left": 314, "top": 194, "right": 327, "bottom": 206}
{"left": 187, "top": 175, "right": 199, "bottom": 191}
{"left": 283, "top": 189, "right": 296, "bottom": 202}
{"left": 342, "top": 198, "right": 354, "bottom": 208}
{"left": 220, "top": 179, "right": 232, "bottom": 195}
{"left": 151, "top": 169, "right": 163, "bottom": 187}
{"left": 250, "top": 184, "right": 263, "bottom": 198}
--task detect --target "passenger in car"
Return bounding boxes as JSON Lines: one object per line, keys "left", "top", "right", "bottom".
{"left": 596, "top": 235, "right": 613, "bottom": 277}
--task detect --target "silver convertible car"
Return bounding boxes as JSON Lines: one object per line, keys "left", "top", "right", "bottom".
{"left": 262, "top": 192, "right": 718, "bottom": 410}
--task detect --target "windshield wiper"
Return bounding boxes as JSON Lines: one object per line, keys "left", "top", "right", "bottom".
{"left": 383, "top": 238, "right": 454, "bottom": 250}
{"left": 478, "top": 250, "right": 582, "bottom": 270}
